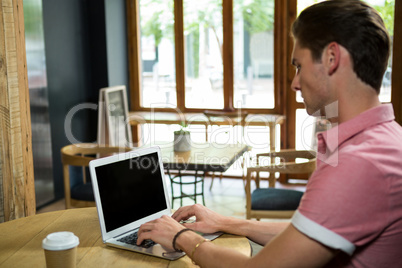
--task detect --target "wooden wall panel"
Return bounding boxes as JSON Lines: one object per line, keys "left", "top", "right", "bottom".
{"left": 0, "top": 0, "right": 35, "bottom": 222}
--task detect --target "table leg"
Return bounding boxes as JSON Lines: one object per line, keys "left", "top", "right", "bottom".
{"left": 168, "top": 169, "right": 206, "bottom": 208}
{"left": 269, "top": 123, "right": 276, "bottom": 185}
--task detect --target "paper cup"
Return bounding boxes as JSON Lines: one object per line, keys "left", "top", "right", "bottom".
{"left": 42, "top": 232, "right": 79, "bottom": 268}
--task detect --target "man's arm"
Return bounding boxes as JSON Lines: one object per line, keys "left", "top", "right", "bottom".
{"left": 175, "top": 222, "right": 337, "bottom": 268}
{"left": 138, "top": 205, "right": 338, "bottom": 267}
{"left": 173, "top": 204, "right": 289, "bottom": 245}
{"left": 205, "top": 215, "right": 290, "bottom": 246}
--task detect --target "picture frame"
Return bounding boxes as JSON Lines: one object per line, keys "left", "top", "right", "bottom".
{"left": 97, "top": 85, "right": 132, "bottom": 147}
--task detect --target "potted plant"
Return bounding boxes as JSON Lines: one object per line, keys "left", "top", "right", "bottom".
{"left": 174, "top": 122, "right": 191, "bottom": 152}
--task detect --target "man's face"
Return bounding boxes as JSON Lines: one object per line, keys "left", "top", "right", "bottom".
{"left": 291, "top": 41, "right": 334, "bottom": 116}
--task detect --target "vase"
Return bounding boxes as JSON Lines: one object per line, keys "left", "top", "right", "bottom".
{"left": 174, "top": 132, "right": 191, "bottom": 152}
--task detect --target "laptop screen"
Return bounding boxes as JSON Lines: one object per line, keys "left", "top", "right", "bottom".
{"left": 94, "top": 152, "right": 167, "bottom": 232}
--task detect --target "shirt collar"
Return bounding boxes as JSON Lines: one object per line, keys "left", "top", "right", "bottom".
{"left": 317, "top": 104, "right": 395, "bottom": 153}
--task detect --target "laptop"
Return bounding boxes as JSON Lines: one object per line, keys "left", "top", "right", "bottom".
{"left": 89, "top": 146, "right": 221, "bottom": 260}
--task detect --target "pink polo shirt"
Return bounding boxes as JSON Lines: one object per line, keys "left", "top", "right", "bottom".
{"left": 291, "top": 104, "right": 402, "bottom": 268}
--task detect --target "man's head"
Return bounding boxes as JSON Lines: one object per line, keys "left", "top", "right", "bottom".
{"left": 291, "top": 0, "right": 390, "bottom": 93}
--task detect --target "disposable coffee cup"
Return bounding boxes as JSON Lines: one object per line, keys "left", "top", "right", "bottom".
{"left": 42, "top": 231, "right": 80, "bottom": 268}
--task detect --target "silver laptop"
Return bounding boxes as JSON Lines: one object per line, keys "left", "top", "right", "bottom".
{"left": 89, "top": 146, "right": 221, "bottom": 260}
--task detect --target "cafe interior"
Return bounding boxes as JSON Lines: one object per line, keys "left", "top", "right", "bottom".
{"left": 0, "top": 1, "right": 401, "bottom": 263}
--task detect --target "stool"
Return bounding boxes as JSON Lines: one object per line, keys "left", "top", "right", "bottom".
{"left": 69, "top": 166, "right": 95, "bottom": 202}
{"left": 61, "top": 143, "right": 132, "bottom": 209}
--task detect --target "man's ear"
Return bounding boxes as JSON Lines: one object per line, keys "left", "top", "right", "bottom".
{"left": 325, "top": 42, "right": 340, "bottom": 75}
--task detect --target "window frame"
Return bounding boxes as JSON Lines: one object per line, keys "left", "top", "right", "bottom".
{"left": 391, "top": 0, "right": 402, "bottom": 125}
{"left": 126, "top": 0, "right": 284, "bottom": 115}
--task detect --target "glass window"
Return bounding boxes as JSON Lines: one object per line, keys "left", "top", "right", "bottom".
{"left": 184, "top": 0, "right": 224, "bottom": 109}
{"left": 368, "top": 0, "right": 394, "bottom": 103}
{"left": 297, "top": 0, "right": 324, "bottom": 13}
{"left": 139, "top": 0, "right": 176, "bottom": 108}
{"left": 132, "top": 0, "right": 280, "bottom": 112}
{"left": 233, "top": 0, "right": 275, "bottom": 109}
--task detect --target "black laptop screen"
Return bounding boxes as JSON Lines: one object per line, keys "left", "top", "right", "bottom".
{"left": 95, "top": 152, "right": 167, "bottom": 232}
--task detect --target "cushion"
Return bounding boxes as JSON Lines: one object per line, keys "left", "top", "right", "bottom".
{"left": 251, "top": 188, "right": 304, "bottom": 211}
{"left": 71, "top": 183, "right": 95, "bottom": 201}
{"left": 69, "top": 166, "right": 94, "bottom": 201}
{"left": 69, "top": 166, "right": 84, "bottom": 188}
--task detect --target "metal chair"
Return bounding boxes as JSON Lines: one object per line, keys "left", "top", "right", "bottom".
{"left": 167, "top": 169, "right": 206, "bottom": 208}
{"left": 61, "top": 143, "right": 133, "bottom": 209}
{"left": 245, "top": 149, "right": 316, "bottom": 220}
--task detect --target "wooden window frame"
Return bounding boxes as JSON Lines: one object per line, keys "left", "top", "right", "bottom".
{"left": 126, "top": 0, "right": 285, "bottom": 116}
{"left": 391, "top": 0, "right": 402, "bottom": 125}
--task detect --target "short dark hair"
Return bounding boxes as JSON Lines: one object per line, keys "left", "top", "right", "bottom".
{"left": 291, "top": 0, "right": 390, "bottom": 92}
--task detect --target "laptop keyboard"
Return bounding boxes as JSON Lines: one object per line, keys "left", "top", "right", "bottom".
{"left": 117, "top": 232, "right": 156, "bottom": 248}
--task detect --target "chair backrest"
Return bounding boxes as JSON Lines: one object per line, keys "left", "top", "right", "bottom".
{"left": 252, "top": 149, "right": 317, "bottom": 174}
{"left": 203, "top": 110, "right": 248, "bottom": 142}
{"left": 245, "top": 149, "right": 317, "bottom": 220}
{"left": 203, "top": 110, "right": 248, "bottom": 123}
{"left": 61, "top": 143, "right": 133, "bottom": 209}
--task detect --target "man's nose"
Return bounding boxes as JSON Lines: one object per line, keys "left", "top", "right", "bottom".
{"left": 291, "top": 74, "right": 301, "bottom": 92}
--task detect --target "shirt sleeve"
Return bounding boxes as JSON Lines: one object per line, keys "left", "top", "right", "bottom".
{"left": 291, "top": 153, "right": 389, "bottom": 255}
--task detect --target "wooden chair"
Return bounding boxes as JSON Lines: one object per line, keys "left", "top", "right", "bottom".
{"left": 203, "top": 110, "right": 249, "bottom": 189}
{"left": 61, "top": 143, "right": 133, "bottom": 209}
{"left": 245, "top": 149, "right": 316, "bottom": 220}
{"left": 203, "top": 110, "right": 248, "bottom": 142}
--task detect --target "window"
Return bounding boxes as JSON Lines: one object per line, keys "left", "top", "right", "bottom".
{"left": 233, "top": 1, "right": 275, "bottom": 109}
{"left": 128, "top": 0, "right": 278, "bottom": 113}
{"left": 138, "top": 1, "right": 176, "bottom": 108}
{"left": 183, "top": 0, "right": 224, "bottom": 109}
{"left": 129, "top": 0, "right": 402, "bottom": 152}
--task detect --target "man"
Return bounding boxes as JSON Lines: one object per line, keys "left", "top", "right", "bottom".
{"left": 137, "top": 1, "right": 402, "bottom": 267}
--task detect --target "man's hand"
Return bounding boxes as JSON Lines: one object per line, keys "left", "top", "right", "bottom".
{"left": 172, "top": 204, "right": 229, "bottom": 234}
{"left": 136, "top": 215, "right": 185, "bottom": 250}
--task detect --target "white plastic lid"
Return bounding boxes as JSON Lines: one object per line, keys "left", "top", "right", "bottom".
{"left": 42, "top": 232, "right": 80, "bottom": 251}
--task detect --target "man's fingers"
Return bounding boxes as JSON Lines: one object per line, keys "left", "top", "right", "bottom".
{"left": 137, "top": 222, "right": 156, "bottom": 245}
{"left": 136, "top": 230, "right": 152, "bottom": 245}
{"left": 173, "top": 208, "right": 195, "bottom": 221}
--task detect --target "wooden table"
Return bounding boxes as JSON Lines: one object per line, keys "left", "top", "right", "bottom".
{"left": 0, "top": 208, "right": 251, "bottom": 267}
{"left": 129, "top": 111, "right": 285, "bottom": 151}
{"left": 159, "top": 142, "right": 250, "bottom": 172}
{"left": 155, "top": 142, "right": 249, "bottom": 207}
